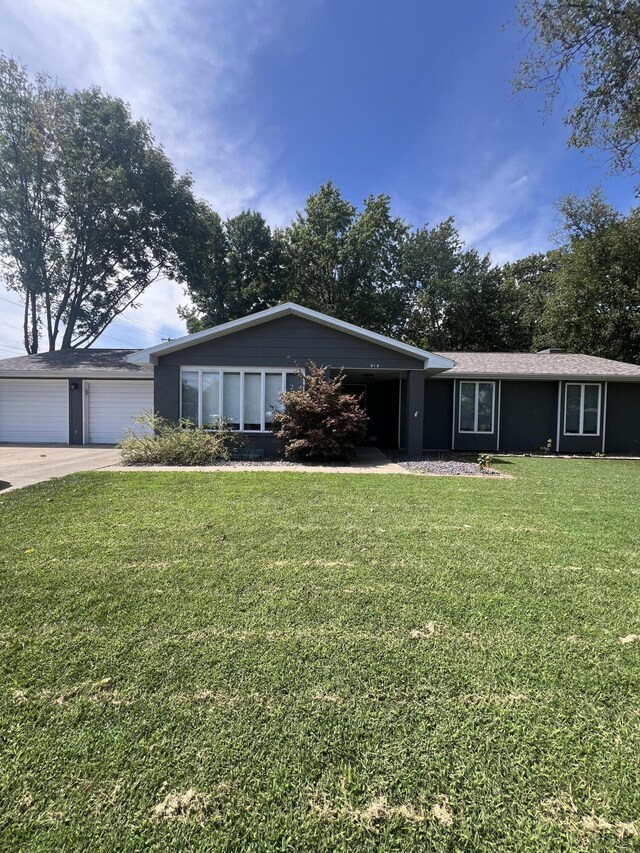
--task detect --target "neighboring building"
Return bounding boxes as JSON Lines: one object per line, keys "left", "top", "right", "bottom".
{"left": 1, "top": 303, "right": 639, "bottom": 455}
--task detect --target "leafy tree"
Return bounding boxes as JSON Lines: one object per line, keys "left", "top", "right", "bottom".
{"left": 177, "top": 205, "right": 229, "bottom": 333}
{"left": 402, "top": 219, "right": 463, "bottom": 350}
{"left": 402, "top": 218, "right": 520, "bottom": 352}
{"left": 179, "top": 209, "right": 283, "bottom": 333}
{"left": 540, "top": 191, "right": 640, "bottom": 362}
{"left": 281, "top": 182, "right": 407, "bottom": 335}
{"left": 273, "top": 363, "right": 367, "bottom": 461}
{"left": 514, "top": 0, "right": 640, "bottom": 175}
{"left": 499, "top": 252, "right": 558, "bottom": 351}
{"left": 225, "top": 211, "right": 283, "bottom": 317}
{"left": 0, "top": 55, "right": 198, "bottom": 352}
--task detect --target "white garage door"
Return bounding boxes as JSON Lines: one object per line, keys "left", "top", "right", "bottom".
{"left": 0, "top": 379, "right": 69, "bottom": 443}
{"left": 86, "top": 380, "right": 154, "bottom": 444}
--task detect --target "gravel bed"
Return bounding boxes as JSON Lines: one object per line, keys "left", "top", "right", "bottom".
{"left": 392, "top": 455, "right": 502, "bottom": 477}
{"left": 213, "top": 458, "right": 350, "bottom": 468}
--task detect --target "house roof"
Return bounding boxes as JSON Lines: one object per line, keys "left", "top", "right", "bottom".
{"left": 127, "top": 303, "right": 455, "bottom": 370}
{"left": 0, "top": 348, "right": 153, "bottom": 379}
{"left": 435, "top": 351, "right": 640, "bottom": 381}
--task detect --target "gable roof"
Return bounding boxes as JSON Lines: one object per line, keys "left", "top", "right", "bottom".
{"left": 435, "top": 352, "right": 640, "bottom": 381}
{"left": 127, "top": 303, "right": 455, "bottom": 370}
{"left": 0, "top": 349, "right": 153, "bottom": 379}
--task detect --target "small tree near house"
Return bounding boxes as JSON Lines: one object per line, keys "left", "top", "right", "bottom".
{"left": 273, "top": 363, "right": 367, "bottom": 461}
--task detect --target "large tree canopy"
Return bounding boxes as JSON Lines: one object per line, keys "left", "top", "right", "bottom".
{"left": 0, "top": 55, "right": 199, "bottom": 352}
{"left": 539, "top": 190, "right": 640, "bottom": 362}
{"left": 281, "top": 182, "right": 408, "bottom": 335}
{"left": 178, "top": 209, "right": 283, "bottom": 333}
{"left": 514, "top": 0, "right": 640, "bottom": 175}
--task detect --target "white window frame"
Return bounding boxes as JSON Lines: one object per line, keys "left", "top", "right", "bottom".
{"left": 458, "top": 380, "right": 496, "bottom": 434}
{"left": 180, "top": 367, "right": 301, "bottom": 433}
{"left": 563, "top": 382, "right": 601, "bottom": 436}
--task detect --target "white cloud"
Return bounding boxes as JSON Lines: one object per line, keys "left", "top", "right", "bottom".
{"left": 398, "top": 154, "right": 553, "bottom": 265}
{"left": 0, "top": 0, "right": 311, "bottom": 355}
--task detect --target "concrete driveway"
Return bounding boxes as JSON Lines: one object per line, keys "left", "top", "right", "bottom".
{"left": 0, "top": 445, "right": 121, "bottom": 492}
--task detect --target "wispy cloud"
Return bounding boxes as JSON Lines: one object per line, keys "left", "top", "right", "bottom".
{"left": 397, "top": 154, "right": 553, "bottom": 265}
{"left": 0, "top": 0, "right": 309, "bottom": 355}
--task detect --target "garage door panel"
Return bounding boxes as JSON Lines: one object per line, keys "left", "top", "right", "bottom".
{"left": 86, "top": 381, "right": 154, "bottom": 444}
{"left": 0, "top": 379, "right": 68, "bottom": 443}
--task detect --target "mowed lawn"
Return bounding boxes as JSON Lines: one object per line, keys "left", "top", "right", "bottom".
{"left": 1, "top": 459, "right": 639, "bottom": 851}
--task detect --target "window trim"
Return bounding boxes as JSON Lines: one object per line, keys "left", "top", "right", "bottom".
{"left": 180, "top": 367, "right": 301, "bottom": 433}
{"left": 458, "top": 380, "right": 496, "bottom": 434}
{"left": 563, "top": 382, "right": 601, "bottom": 437}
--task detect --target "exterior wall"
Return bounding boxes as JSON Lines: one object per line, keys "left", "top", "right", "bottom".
{"left": 405, "top": 370, "right": 424, "bottom": 455}
{"left": 423, "top": 379, "right": 453, "bottom": 449}
{"left": 158, "top": 315, "right": 424, "bottom": 370}
{"left": 605, "top": 382, "right": 640, "bottom": 455}
{"left": 498, "top": 380, "right": 557, "bottom": 452}
{"left": 154, "top": 315, "right": 424, "bottom": 454}
{"left": 69, "top": 379, "right": 83, "bottom": 445}
{"left": 557, "top": 381, "right": 603, "bottom": 454}
{"left": 450, "top": 378, "right": 500, "bottom": 452}
{"left": 154, "top": 364, "right": 181, "bottom": 422}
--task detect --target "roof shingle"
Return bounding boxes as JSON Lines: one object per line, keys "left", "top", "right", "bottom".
{"left": 435, "top": 352, "right": 640, "bottom": 379}
{"left": 0, "top": 348, "right": 152, "bottom": 377}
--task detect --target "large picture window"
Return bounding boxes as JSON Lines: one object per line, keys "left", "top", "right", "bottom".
{"left": 564, "top": 383, "right": 601, "bottom": 435}
{"left": 180, "top": 368, "right": 302, "bottom": 431}
{"left": 459, "top": 381, "right": 495, "bottom": 433}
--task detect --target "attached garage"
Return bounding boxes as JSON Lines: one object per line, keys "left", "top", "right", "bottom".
{"left": 0, "top": 379, "right": 69, "bottom": 443}
{"left": 84, "top": 380, "right": 154, "bottom": 444}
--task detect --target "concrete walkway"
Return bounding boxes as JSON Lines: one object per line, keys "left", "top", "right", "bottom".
{"left": 0, "top": 445, "right": 120, "bottom": 492}
{"left": 0, "top": 445, "right": 408, "bottom": 492}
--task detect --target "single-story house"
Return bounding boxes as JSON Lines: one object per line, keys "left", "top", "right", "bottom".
{"left": 1, "top": 302, "right": 639, "bottom": 455}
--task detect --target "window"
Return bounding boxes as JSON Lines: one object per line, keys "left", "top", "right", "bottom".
{"left": 459, "top": 381, "right": 495, "bottom": 433}
{"left": 564, "top": 383, "right": 601, "bottom": 435}
{"left": 180, "top": 368, "right": 300, "bottom": 431}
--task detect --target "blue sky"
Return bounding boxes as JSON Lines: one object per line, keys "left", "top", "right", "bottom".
{"left": 0, "top": 0, "right": 637, "bottom": 357}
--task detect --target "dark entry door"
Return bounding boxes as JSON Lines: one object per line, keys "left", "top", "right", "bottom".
{"left": 344, "top": 380, "right": 399, "bottom": 448}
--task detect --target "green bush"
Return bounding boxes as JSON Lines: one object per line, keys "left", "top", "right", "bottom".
{"left": 119, "top": 412, "right": 247, "bottom": 465}
{"left": 477, "top": 452, "right": 495, "bottom": 471}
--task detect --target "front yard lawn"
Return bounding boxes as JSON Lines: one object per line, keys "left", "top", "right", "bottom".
{"left": 1, "top": 459, "right": 639, "bottom": 850}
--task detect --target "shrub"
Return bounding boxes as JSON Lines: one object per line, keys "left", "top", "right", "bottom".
{"left": 119, "top": 412, "right": 247, "bottom": 465}
{"left": 273, "top": 363, "right": 367, "bottom": 461}
{"left": 477, "top": 452, "right": 495, "bottom": 471}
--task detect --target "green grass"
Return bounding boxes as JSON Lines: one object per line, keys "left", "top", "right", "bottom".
{"left": 1, "top": 459, "right": 639, "bottom": 851}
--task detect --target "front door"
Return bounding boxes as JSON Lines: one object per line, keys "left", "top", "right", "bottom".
{"left": 344, "top": 380, "right": 400, "bottom": 448}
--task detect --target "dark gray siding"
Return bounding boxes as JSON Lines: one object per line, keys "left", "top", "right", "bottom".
{"left": 154, "top": 364, "right": 180, "bottom": 422}
{"left": 499, "top": 380, "right": 557, "bottom": 452}
{"left": 69, "top": 379, "right": 83, "bottom": 445}
{"left": 423, "top": 379, "right": 453, "bottom": 449}
{"left": 605, "top": 382, "right": 640, "bottom": 454}
{"left": 557, "top": 381, "right": 603, "bottom": 454}
{"left": 157, "top": 315, "right": 424, "bottom": 370}
{"left": 450, "top": 379, "right": 499, "bottom": 452}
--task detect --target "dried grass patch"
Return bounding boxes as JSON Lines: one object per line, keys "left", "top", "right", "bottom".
{"left": 409, "top": 621, "right": 438, "bottom": 639}
{"left": 541, "top": 794, "right": 638, "bottom": 839}
{"left": 431, "top": 796, "right": 454, "bottom": 828}
{"left": 310, "top": 790, "right": 453, "bottom": 829}
{"left": 151, "top": 788, "right": 212, "bottom": 823}
{"left": 461, "top": 691, "right": 529, "bottom": 706}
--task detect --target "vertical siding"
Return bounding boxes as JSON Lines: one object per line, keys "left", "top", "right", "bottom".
{"left": 557, "top": 381, "right": 604, "bottom": 454}
{"left": 604, "top": 382, "right": 640, "bottom": 454}
{"left": 498, "top": 381, "right": 557, "bottom": 452}
{"left": 450, "top": 379, "right": 499, "bottom": 453}
{"left": 69, "top": 379, "right": 84, "bottom": 445}
{"left": 423, "top": 379, "right": 453, "bottom": 449}
{"left": 154, "top": 364, "right": 180, "bottom": 422}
